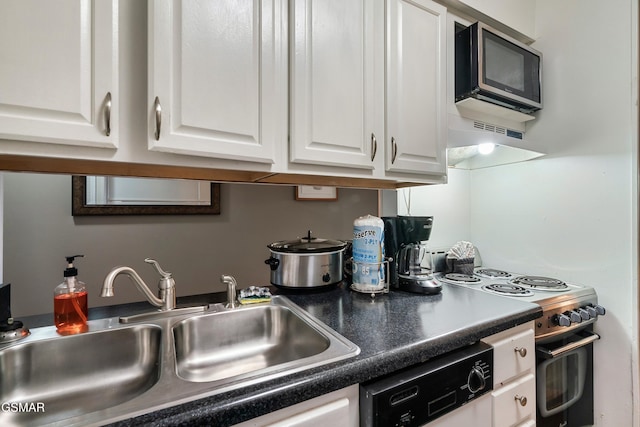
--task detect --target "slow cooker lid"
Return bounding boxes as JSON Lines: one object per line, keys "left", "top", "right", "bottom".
{"left": 268, "top": 231, "right": 347, "bottom": 253}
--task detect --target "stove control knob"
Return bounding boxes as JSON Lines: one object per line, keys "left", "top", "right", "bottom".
{"left": 568, "top": 310, "right": 582, "bottom": 323}
{"left": 556, "top": 313, "right": 571, "bottom": 327}
{"left": 586, "top": 306, "right": 598, "bottom": 318}
{"left": 577, "top": 308, "right": 590, "bottom": 321}
{"left": 592, "top": 304, "right": 606, "bottom": 316}
{"left": 467, "top": 366, "right": 486, "bottom": 394}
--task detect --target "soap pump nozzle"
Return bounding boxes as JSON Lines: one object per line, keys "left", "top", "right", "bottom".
{"left": 64, "top": 254, "right": 84, "bottom": 278}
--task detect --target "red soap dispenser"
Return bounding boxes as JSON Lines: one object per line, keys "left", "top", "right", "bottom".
{"left": 54, "top": 255, "right": 88, "bottom": 334}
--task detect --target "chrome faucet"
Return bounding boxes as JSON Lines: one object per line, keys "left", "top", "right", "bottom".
{"left": 102, "top": 258, "right": 176, "bottom": 311}
{"left": 220, "top": 275, "right": 238, "bottom": 309}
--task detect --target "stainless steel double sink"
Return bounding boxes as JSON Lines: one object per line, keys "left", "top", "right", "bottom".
{"left": 0, "top": 296, "right": 359, "bottom": 426}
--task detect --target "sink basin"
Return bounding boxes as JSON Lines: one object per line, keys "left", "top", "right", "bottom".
{"left": 173, "top": 302, "right": 356, "bottom": 383}
{"left": 0, "top": 324, "right": 162, "bottom": 426}
{"left": 0, "top": 296, "right": 358, "bottom": 426}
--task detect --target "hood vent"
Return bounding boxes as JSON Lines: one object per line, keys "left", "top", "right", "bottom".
{"left": 447, "top": 113, "right": 543, "bottom": 169}
{"left": 474, "top": 121, "right": 505, "bottom": 134}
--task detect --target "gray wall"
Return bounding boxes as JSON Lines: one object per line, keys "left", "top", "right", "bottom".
{"left": 3, "top": 173, "right": 379, "bottom": 316}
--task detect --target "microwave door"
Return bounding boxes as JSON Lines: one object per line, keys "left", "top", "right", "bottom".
{"left": 478, "top": 25, "right": 542, "bottom": 108}
{"left": 454, "top": 22, "right": 542, "bottom": 113}
{"left": 477, "top": 23, "right": 542, "bottom": 111}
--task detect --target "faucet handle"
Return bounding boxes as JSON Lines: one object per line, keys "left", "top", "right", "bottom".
{"left": 145, "top": 258, "right": 172, "bottom": 279}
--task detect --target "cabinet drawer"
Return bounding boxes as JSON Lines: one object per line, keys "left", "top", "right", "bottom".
{"left": 492, "top": 373, "right": 535, "bottom": 427}
{"left": 482, "top": 323, "right": 534, "bottom": 385}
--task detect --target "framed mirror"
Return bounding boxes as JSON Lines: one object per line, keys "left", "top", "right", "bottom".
{"left": 72, "top": 176, "right": 220, "bottom": 216}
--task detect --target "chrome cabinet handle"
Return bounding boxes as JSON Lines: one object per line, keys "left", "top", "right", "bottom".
{"left": 154, "top": 96, "right": 162, "bottom": 141}
{"left": 391, "top": 137, "right": 398, "bottom": 164}
{"left": 370, "top": 133, "right": 377, "bottom": 161}
{"left": 514, "top": 347, "right": 527, "bottom": 357}
{"left": 514, "top": 395, "right": 527, "bottom": 407}
{"left": 104, "top": 92, "right": 112, "bottom": 136}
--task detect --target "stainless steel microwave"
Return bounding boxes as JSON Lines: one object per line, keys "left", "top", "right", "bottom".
{"left": 455, "top": 22, "right": 542, "bottom": 114}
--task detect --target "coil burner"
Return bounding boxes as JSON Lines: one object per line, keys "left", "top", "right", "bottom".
{"left": 474, "top": 268, "right": 513, "bottom": 279}
{"left": 481, "top": 283, "right": 534, "bottom": 297}
{"left": 509, "top": 275, "right": 569, "bottom": 292}
{"left": 441, "top": 273, "right": 482, "bottom": 284}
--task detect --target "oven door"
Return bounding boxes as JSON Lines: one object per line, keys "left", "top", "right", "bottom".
{"left": 535, "top": 326, "right": 599, "bottom": 427}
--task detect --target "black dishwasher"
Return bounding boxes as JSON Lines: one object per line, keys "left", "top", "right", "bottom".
{"left": 360, "top": 342, "right": 493, "bottom": 427}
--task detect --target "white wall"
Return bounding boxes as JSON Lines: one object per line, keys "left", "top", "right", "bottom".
{"left": 397, "top": 168, "right": 471, "bottom": 250}
{"left": 402, "top": 0, "right": 638, "bottom": 425}
{"left": 2, "top": 174, "right": 378, "bottom": 317}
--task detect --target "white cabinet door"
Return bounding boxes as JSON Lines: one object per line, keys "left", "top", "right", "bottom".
{"left": 149, "top": 0, "right": 285, "bottom": 163}
{"left": 266, "top": 397, "right": 351, "bottom": 427}
{"left": 492, "top": 373, "right": 536, "bottom": 427}
{"left": 386, "top": 0, "right": 447, "bottom": 176}
{"left": 232, "top": 385, "right": 359, "bottom": 427}
{"left": 0, "top": 0, "right": 118, "bottom": 149}
{"left": 289, "top": 0, "right": 381, "bottom": 170}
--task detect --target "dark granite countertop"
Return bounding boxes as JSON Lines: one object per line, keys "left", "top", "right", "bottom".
{"left": 19, "top": 283, "right": 541, "bottom": 426}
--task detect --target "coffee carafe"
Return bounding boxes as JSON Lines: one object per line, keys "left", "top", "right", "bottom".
{"left": 382, "top": 216, "right": 441, "bottom": 294}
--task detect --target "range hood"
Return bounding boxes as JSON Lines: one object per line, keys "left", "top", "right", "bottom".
{"left": 447, "top": 99, "right": 544, "bottom": 169}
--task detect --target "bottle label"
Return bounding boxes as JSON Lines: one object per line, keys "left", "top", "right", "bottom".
{"left": 352, "top": 224, "right": 385, "bottom": 286}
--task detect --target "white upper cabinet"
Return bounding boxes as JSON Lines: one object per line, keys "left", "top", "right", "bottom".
{"left": 456, "top": 0, "right": 536, "bottom": 39}
{"left": 148, "top": 0, "right": 286, "bottom": 164}
{"left": 290, "top": 0, "right": 447, "bottom": 181}
{"left": 0, "top": 0, "right": 447, "bottom": 185}
{"left": 0, "top": 0, "right": 118, "bottom": 149}
{"left": 289, "top": 0, "right": 381, "bottom": 170}
{"left": 385, "top": 0, "right": 447, "bottom": 176}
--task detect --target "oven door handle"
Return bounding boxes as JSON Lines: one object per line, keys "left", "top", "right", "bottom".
{"left": 537, "top": 331, "right": 600, "bottom": 359}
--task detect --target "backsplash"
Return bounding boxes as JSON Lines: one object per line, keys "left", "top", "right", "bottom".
{"left": 2, "top": 173, "right": 378, "bottom": 317}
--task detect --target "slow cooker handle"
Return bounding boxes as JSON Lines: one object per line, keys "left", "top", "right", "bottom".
{"left": 264, "top": 257, "right": 280, "bottom": 271}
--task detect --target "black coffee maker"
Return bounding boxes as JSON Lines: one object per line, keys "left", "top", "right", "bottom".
{"left": 382, "top": 216, "right": 441, "bottom": 294}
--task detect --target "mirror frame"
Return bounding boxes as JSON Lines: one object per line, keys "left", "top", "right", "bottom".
{"left": 71, "top": 176, "right": 221, "bottom": 216}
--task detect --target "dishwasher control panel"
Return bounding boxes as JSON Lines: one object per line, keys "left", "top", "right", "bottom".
{"left": 360, "top": 342, "right": 493, "bottom": 427}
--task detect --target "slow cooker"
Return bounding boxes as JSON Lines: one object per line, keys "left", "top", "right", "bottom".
{"left": 264, "top": 231, "right": 347, "bottom": 289}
